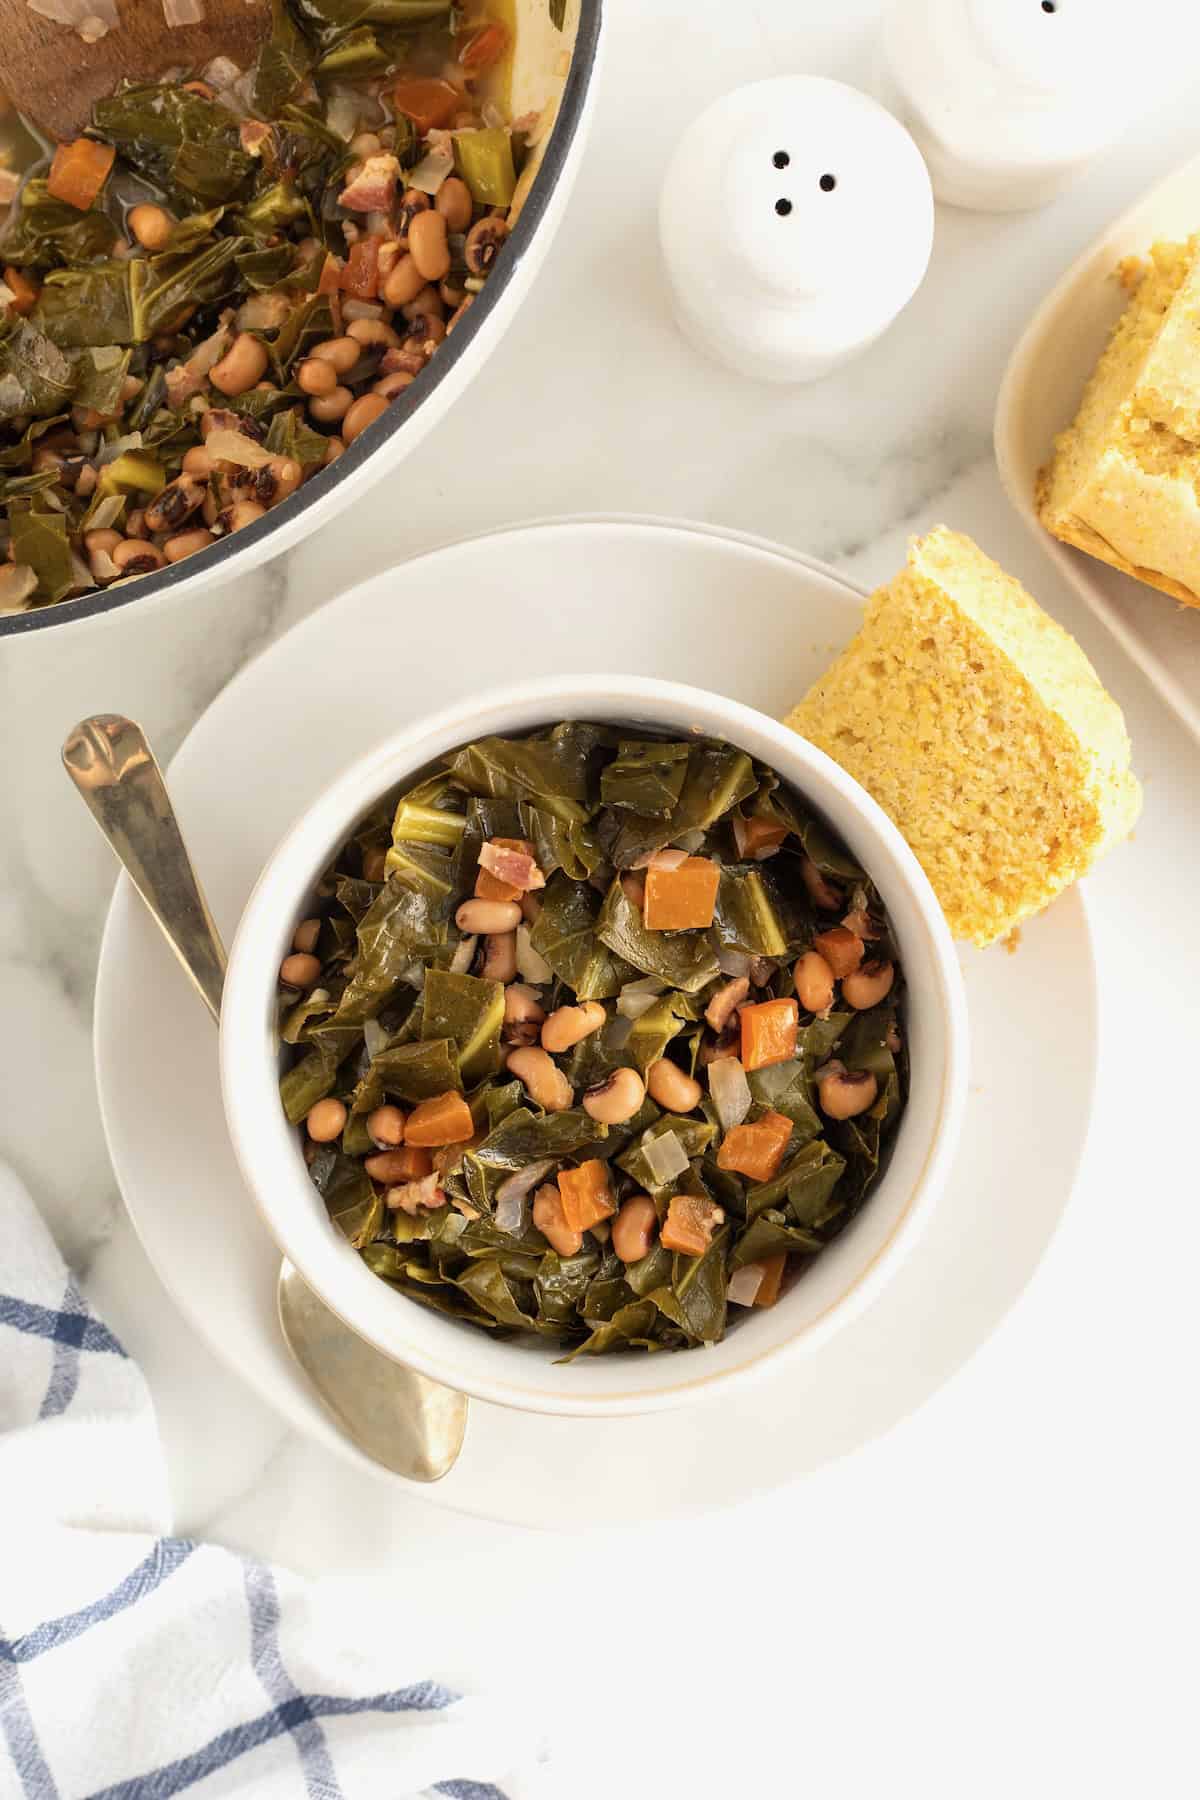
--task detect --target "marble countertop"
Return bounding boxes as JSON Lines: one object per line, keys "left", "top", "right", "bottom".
{"left": 3, "top": 4, "right": 1198, "bottom": 1796}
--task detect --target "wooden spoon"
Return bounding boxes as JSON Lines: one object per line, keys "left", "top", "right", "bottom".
{"left": 0, "top": 0, "right": 269, "bottom": 142}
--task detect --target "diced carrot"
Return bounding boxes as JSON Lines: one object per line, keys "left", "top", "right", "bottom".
{"left": 661, "top": 1193, "right": 725, "bottom": 1256}
{"left": 46, "top": 137, "right": 115, "bottom": 212}
{"left": 383, "top": 1145, "right": 433, "bottom": 1181}
{"left": 3, "top": 266, "right": 39, "bottom": 316}
{"left": 732, "top": 815, "right": 789, "bottom": 860}
{"left": 739, "top": 998, "right": 798, "bottom": 1072}
{"left": 643, "top": 856, "right": 721, "bottom": 931}
{"left": 405, "top": 1090, "right": 474, "bottom": 1147}
{"left": 388, "top": 78, "right": 462, "bottom": 134}
{"left": 460, "top": 21, "right": 509, "bottom": 71}
{"left": 474, "top": 837, "right": 534, "bottom": 904}
{"left": 754, "top": 1253, "right": 787, "bottom": 1308}
{"left": 813, "top": 926, "right": 864, "bottom": 979}
{"left": 317, "top": 252, "right": 344, "bottom": 296}
{"left": 557, "top": 1159, "right": 615, "bottom": 1232}
{"left": 340, "top": 235, "right": 380, "bottom": 300}
{"left": 717, "top": 1109, "right": 794, "bottom": 1183}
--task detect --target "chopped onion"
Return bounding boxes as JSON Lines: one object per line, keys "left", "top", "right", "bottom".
{"left": 643, "top": 1130, "right": 690, "bottom": 1188}
{"left": 235, "top": 293, "right": 291, "bottom": 332}
{"left": 676, "top": 829, "right": 706, "bottom": 854}
{"left": 204, "top": 429, "right": 274, "bottom": 469}
{"left": 449, "top": 934, "right": 477, "bottom": 974}
{"left": 494, "top": 1159, "right": 555, "bottom": 1233}
{"left": 325, "top": 95, "right": 360, "bottom": 142}
{"left": 363, "top": 1018, "right": 389, "bottom": 1059}
{"left": 708, "top": 1057, "right": 751, "bottom": 1130}
{"left": 516, "top": 924, "right": 552, "bottom": 985}
{"left": 204, "top": 56, "right": 242, "bottom": 88}
{"left": 716, "top": 945, "right": 752, "bottom": 980}
{"left": 90, "top": 549, "right": 119, "bottom": 584}
{"left": 727, "top": 1263, "right": 766, "bottom": 1307}
{"left": 0, "top": 172, "right": 20, "bottom": 207}
{"left": 86, "top": 494, "right": 125, "bottom": 532}
{"left": 648, "top": 848, "right": 688, "bottom": 872}
{"left": 0, "top": 564, "right": 37, "bottom": 613}
{"left": 407, "top": 144, "right": 456, "bottom": 195}
{"left": 28, "top": 0, "right": 118, "bottom": 31}
{"left": 606, "top": 1015, "right": 634, "bottom": 1052}
{"left": 96, "top": 432, "right": 144, "bottom": 467}
{"left": 617, "top": 991, "right": 659, "bottom": 1022}
{"left": 341, "top": 298, "right": 384, "bottom": 321}
{"left": 163, "top": 0, "right": 204, "bottom": 23}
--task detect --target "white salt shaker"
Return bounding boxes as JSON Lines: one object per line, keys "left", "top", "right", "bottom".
{"left": 659, "top": 76, "right": 934, "bottom": 385}
{"left": 879, "top": 0, "right": 1129, "bottom": 211}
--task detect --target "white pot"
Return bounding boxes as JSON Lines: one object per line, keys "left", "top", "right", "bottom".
{"left": 219, "top": 674, "right": 969, "bottom": 1418}
{"left": 2, "top": 0, "right": 605, "bottom": 640}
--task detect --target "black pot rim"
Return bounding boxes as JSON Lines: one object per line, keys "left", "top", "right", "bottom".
{"left": 0, "top": 0, "right": 604, "bottom": 641}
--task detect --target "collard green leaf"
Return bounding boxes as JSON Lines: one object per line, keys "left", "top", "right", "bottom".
{"left": 422, "top": 968, "right": 504, "bottom": 1082}
{"left": 731, "top": 1209, "right": 823, "bottom": 1270}
{"left": 647, "top": 1226, "right": 729, "bottom": 1343}
{"left": 784, "top": 1140, "right": 848, "bottom": 1232}
{"left": 558, "top": 1300, "right": 663, "bottom": 1361}
{"left": 36, "top": 238, "right": 247, "bottom": 349}
{"left": 253, "top": 0, "right": 317, "bottom": 116}
{"left": 0, "top": 180, "right": 118, "bottom": 269}
{"left": 625, "top": 995, "right": 698, "bottom": 1073}
{"left": 288, "top": 0, "right": 451, "bottom": 50}
{"left": 612, "top": 744, "right": 757, "bottom": 867}
{"left": 746, "top": 1059, "right": 822, "bottom": 1143}
{"left": 279, "top": 1029, "right": 359, "bottom": 1121}
{"left": 596, "top": 878, "right": 719, "bottom": 994}
{"left": 270, "top": 293, "right": 337, "bottom": 377}
{"left": 447, "top": 725, "right": 598, "bottom": 823}
{"left": 8, "top": 510, "right": 74, "bottom": 601}
{"left": 618, "top": 1115, "right": 714, "bottom": 1193}
{"left": 530, "top": 873, "right": 639, "bottom": 1001}
{"left": 333, "top": 878, "right": 445, "bottom": 1024}
{"left": 93, "top": 83, "right": 253, "bottom": 206}
{"left": 236, "top": 244, "right": 297, "bottom": 290}
{"left": 518, "top": 801, "right": 604, "bottom": 882}
{"left": 463, "top": 1106, "right": 606, "bottom": 1211}
{"left": 313, "top": 1151, "right": 384, "bottom": 1247}
{"left": 0, "top": 414, "right": 70, "bottom": 471}
{"left": 265, "top": 403, "right": 330, "bottom": 470}
{"left": 69, "top": 345, "right": 131, "bottom": 415}
{"left": 369, "top": 1036, "right": 460, "bottom": 1102}
{"left": 0, "top": 321, "right": 76, "bottom": 422}
{"left": 600, "top": 739, "right": 690, "bottom": 817}
{"left": 712, "top": 866, "right": 796, "bottom": 958}
{"left": 535, "top": 1246, "right": 601, "bottom": 1326}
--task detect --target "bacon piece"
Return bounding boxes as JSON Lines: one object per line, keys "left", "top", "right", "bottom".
{"left": 478, "top": 839, "right": 546, "bottom": 893}
{"left": 340, "top": 153, "right": 401, "bottom": 215}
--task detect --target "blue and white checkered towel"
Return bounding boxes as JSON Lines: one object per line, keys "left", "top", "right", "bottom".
{"left": 0, "top": 1167, "right": 532, "bottom": 1800}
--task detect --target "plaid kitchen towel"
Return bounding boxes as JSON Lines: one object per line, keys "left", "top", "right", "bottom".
{"left": 0, "top": 1166, "right": 531, "bottom": 1800}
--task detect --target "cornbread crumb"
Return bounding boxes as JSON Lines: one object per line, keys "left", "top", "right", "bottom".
{"left": 785, "top": 528, "right": 1141, "bottom": 948}
{"left": 1038, "top": 236, "right": 1200, "bottom": 606}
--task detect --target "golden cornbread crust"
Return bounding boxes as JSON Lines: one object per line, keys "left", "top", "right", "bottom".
{"left": 1038, "top": 237, "right": 1200, "bottom": 605}
{"left": 785, "top": 528, "right": 1141, "bottom": 949}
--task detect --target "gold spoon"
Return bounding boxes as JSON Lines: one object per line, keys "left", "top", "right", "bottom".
{"left": 62, "top": 712, "right": 468, "bottom": 1484}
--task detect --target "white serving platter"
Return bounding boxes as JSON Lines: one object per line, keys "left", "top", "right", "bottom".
{"left": 93, "top": 517, "right": 1098, "bottom": 1528}
{"left": 996, "top": 147, "right": 1200, "bottom": 743}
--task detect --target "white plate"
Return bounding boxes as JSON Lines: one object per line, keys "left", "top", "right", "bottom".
{"left": 996, "top": 148, "right": 1200, "bottom": 743}
{"left": 94, "top": 518, "right": 1098, "bottom": 1529}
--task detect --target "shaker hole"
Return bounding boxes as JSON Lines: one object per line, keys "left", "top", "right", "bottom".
{"left": 819, "top": 173, "right": 837, "bottom": 193}
{"left": 775, "top": 198, "right": 793, "bottom": 217}
{"left": 773, "top": 150, "right": 790, "bottom": 169}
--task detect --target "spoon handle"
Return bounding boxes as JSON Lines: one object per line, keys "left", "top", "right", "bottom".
{"left": 62, "top": 715, "right": 226, "bottom": 1024}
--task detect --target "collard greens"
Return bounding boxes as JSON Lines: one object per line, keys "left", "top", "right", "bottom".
{"left": 278, "top": 724, "right": 910, "bottom": 1357}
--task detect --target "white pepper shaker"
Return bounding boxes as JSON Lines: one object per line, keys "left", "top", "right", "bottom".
{"left": 658, "top": 76, "right": 934, "bottom": 385}
{"left": 878, "top": 0, "right": 1131, "bottom": 211}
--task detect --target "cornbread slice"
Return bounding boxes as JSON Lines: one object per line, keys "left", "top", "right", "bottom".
{"left": 786, "top": 528, "right": 1141, "bottom": 947}
{"left": 1038, "top": 237, "right": 1200, "bottom": 606}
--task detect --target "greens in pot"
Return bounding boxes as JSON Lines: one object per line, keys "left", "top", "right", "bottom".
{"left": 277, "top": 723, "right": 911, "bottom": 1359}
{"left": 0, "top": 1, "right": 537, "bottom": 615}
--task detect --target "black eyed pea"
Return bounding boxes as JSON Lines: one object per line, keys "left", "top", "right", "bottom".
{"left": 374, "top": 371, "right": 415, "bottom": 400}
{"left": 506, "top": 1047, "right": 574, "bottom": 1114}
{"left": 396, "top": 187, "right": 431, "bottom": 246}
{"left": 382, "top": 254, "right": 427, "bottom": 309}
{"left": 127, "top": 203, "right": 174, "bottom": 251}
{"left": 125, "top": 509, "right": 148, "bottom": 540}
{"left": 464, "top": 215, "right": 509, "bottom": 276}
{"left": 209, "top": 331, "right": 269, "bottom": 398}
{"left": 309, "top": 336, "right": 360, "bottom": 375}
{"left": 816, "top": 1061, "right": 879, "bottom": 1120}
{"left": 705, "top": 975, "right": 749, "bottom": 1034}
{"left": 612, "top": 1194, "right": 658, "bottom": 1265}
{"left": 84, "top": 528, "right": 122, "bottom": 556}
{"left": 540, "top": 1001, "right": 606, "bottom": 1055}
{"left": 531, "top": 1183, "right": 582, "bottom": 1258}
{"left": 645, "top": 1058, "right": 702, "bottom": 1114}
{"left": 280, "top": 951, "right": 321, "bottom": 988}
{"left": 145, "top": 474, "right": 206, "bottom": 535}
{"left": 436, "top": 175, "right": 474, "bottom": 233}
{"left": 292, "top": 918, "right": 321, "bottom": 954}
{"left": 111, "top": 538, "right": 166, "bottom": 574}
{"left": 225, "top": 500, "right": 266, "bottom": 531}
{"left": 793, "top": 950, "right": 835, "bottom": 1015}
{"left": 163, "top": 527, "right": 214, "bottom": 563}
{"left": 583, "top": 1067, "right": 646, "bottom": 1125}
{"left": 408, "top": 208, "right": 452, "bottom": 283}
{"left": 306, "top": 1097, "right": 346, "bottom": 1144}
{"left": 455, "top": 898, "right": 521, "bottom": 935}
{"left": 366, "top": 1104, "right": 406, "bottom": 1149}
{"left": 842, "top": 961, "right": 896, "bottom": 1011}
{"left": 297, "top": 357, "right": 338, "bottom": 397}
{"left": 504, "top": 983, "right": 545, "bottom": 1027}
{"left": 182, "top": 445, "right": 213, "bottom": 478}
{"left": 323, "top": 437, "right": 345, "bottom": 466}
{"left": 347, "top": 317, "right": 401, "bottom": 348}
{"left": 342, "top": 392, "right": 389, "bottom": 444}
{"left": 364, "top": 1149, "right": 415, "bottom": 1183}
{"left": 481, "top": 933, "right": 518, "bottom": 983}
{"left": 309, "top": 386, "right": 353, "bottom": 425}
